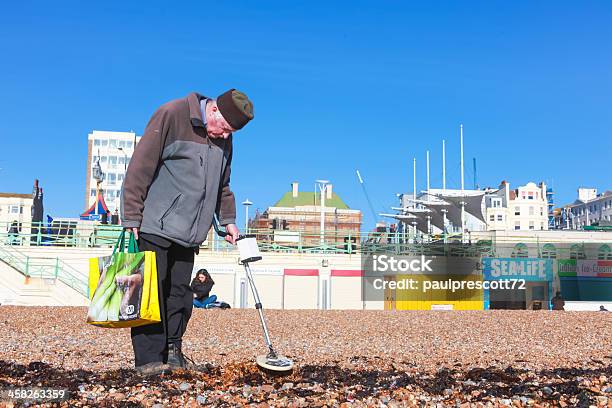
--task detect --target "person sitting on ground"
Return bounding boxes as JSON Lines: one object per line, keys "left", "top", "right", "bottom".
{"left": 551, "top": 291, "right": 565, "bottom": 311}
{"left": 191, "top": 269, "right": 217, "bottom": 308}
{"left": 599, "top": 305, "right": 609, "bottom": 312}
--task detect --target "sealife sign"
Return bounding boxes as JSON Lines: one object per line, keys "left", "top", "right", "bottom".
{"left": 483, "top": 258, "right": 553, "bottom": 281}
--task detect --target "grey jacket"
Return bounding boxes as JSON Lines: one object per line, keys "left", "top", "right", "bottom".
{"left": 120, "top": 92, "right": 236, "bottom": 247}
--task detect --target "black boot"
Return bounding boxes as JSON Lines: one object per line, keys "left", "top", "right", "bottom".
{"left": 167, "top": 343, "right": 204, "bottom": 372}
{"left": 167, "top": 343, "right": 186, "bottom": 370}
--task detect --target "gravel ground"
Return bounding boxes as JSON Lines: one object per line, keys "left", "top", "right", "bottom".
{"left": 0, "top": 307, "right": 610, "bottom": 407}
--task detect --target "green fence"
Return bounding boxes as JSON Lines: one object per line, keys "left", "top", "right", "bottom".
{"left": 2, "top": 221, "right": 606, "bottom": 258}
{"left": 0, "top": 244, "right": 88, "bottom": 297}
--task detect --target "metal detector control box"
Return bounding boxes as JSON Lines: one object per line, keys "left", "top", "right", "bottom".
{"left": 236, "top": 235, "right": 262, "bottom": 264}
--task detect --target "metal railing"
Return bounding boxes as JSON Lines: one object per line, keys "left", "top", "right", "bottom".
{"left": 0, "top": 244, "right": 88, "bottom": 297}
{"left": 1, "top": 221, "right": 609, "bottom": 258}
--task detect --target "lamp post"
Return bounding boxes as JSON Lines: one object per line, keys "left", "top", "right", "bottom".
{"left": 316, "top": 179, "right": 329, "bottom": 247}
{"left": 92, "top": 153, "right": 105, "bottom": 219}
{"left": 242, "top": 199, "right": 253, "bottom": 233}
{"left": 117, "top": 147, "right": 128, "bottom": 172}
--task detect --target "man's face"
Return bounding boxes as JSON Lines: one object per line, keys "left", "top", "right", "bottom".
{"left": 206, "top": 101, "right": 235, "bottom": 139}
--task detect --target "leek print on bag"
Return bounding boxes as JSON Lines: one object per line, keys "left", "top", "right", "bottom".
{"left": 87, "top": 253, "right": 145, "bottom": 322}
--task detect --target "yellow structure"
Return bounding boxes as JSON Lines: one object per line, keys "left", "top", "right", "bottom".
{"left": 385, "top": 274, "right": 484, "bottom": 311}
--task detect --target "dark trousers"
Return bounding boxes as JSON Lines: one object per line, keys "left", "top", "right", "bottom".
{"left": 131, "top": 233, "right": 195, "bottom": 367}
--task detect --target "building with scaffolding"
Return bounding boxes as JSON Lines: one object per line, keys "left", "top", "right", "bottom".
{"left": 250, "top": 182, "right": 362, "bottom": 249}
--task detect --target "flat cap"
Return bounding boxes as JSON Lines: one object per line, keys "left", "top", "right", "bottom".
{"left": 217, "top": 89, "right": 254, "bottom": 130}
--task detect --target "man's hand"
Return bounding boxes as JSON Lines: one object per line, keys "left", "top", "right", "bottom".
{"left": 224, "top": 224, "right": 240, "bottom": 245}
{"left": 129, "top": 227, "right": 139, "bottom": 240}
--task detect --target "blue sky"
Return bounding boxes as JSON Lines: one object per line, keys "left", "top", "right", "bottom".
{"left": 0, "top": 1, "right": 610, "bottom": 230}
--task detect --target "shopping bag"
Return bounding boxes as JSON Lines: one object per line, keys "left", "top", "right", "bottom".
{"left": 87, "top": 230, "right": 160, "bottom": 328}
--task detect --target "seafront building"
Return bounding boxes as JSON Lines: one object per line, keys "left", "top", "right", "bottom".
{"left": 385, "top": 181, "right": 550, "bottom": 238}
{"left": 0, "top": 192, "right": 33, "bottom": 232}
{"left": 553, "top": 188, "right": 612, "bottom": 229}
{"left": 84, "top": 130, "right": 141, "bottom": 214}
{"left": 250, "top": 182, "right": 362, "bottom": 249}
{"left": 486, "top": 181, "right": 549, "bottom": 231}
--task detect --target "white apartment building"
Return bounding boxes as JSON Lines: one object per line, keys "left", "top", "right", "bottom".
{"left": 0, "top": 193, "right": 33, "bottom": 231}
{"left": 486, "top": 181, "right": 549, "bottom": 231}
{"left": 85, "top": 130, "right": 141, "bottom": 214}
{"left": 565, "top": 188, "right": 612, "bottom": 228}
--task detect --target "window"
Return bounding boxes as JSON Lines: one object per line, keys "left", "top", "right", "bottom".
{"left": 540, "top": 207, "right": 544, "bottom": 216}
{"left": 90, "top": 189, "right": 96, "bottom": 197}
{"left": 542, "top": 244, "right": 557, "bottom": 259}
{"left": 101, "top": 139, "right": 108, "bottom": 147}
{"left": 109, "top": 156, "right": 117, "bottom": 166}
{"left": 94, "top": 139, "right": 101, "bottom": 146}
{"left": 490, "top": 215, "right": 495, "bottom": 221}
{"left": 101, "top": 156, "right": 107, "bottom": 163}
{"left": 20, "top": 206, "right": 23, "bottom": 214}
{"left": 514, "top": 221, "right": 520, "bottom": 230}
{"left": 570, "top": 244, "right": 586, "bottom": 260}
{"left": 515, "top": 207, "right": 520, "bottom": 216}
{"left": 127, "top": 141, "right": 133, "bottom": 149}
{"left": 118, "top": 156, "right": 125, "bottom": 165}
{"left": 118, "top": 140, "right": 126, "bottom": 148}
{"left": 528, "top": 192, "right": 534, "bottom": 200}
{"left": 598, "top": 244, "right": 612, "bottom": 260}
{"left": 107, "top": 173, "right": 117, "bottom": 186}
{"left": 491, "top": 198, "right": 502, "bottom": 208}
{"left": 529, "top": 221, "right": 535, "bottom": 230}
{"left": 109, "top": 139, "right": 117, "bottom": 148}
{"left": 497, "top": 215, "right": 503, "bottom": 221}
{"left": 10, "top": 205, "right": 19, "bottom": 214}
{"left": 118, "top": 174, "right": 124, "bottom": 182}
{"left": 511, "top": 243, "right": 529, "bottom": 258}
{"left": 540, "top": 222, "right": 544, "bottom": 230}
{"left": 529, "top": 206, "right": 534, "bottom": 216}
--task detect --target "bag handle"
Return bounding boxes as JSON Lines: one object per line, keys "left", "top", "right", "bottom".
{"left": 127, "top": 231, "right": 139, "bottom": 253}
{"left": 112, "top": 229, "right": 140, "bottom": 255}
{"left": 112, "top": 229, "right": 127, "bottom": 256}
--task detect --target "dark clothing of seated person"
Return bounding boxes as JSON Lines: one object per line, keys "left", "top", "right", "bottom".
{"left": 191, "top": 269, "right": 217, "bottom": 308}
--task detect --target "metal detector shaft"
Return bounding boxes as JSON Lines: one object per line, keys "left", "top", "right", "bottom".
{"left": 211, "top": 215, "right": 278, "bottom": 358}
{"left": 243, "top": 261, "right": 276, "bottom": 357}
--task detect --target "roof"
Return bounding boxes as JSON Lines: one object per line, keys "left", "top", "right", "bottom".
{"left": 274, "top": 192, "right": 349, "bottom": 209}
{"left": 81, "top": 192, "right": 110, "bottom": 220}
{"left": 0, "top": 192, "right": 31, "bottom": 199}
{"left": 566, "top": 190, "right": 612, "bottom": 208}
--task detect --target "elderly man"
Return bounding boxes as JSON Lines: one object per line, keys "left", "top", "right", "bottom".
{"left": 121, "top": 89, "right": 254, "bottom": 375}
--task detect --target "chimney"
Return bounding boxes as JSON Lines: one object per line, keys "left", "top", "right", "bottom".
{"left": 291, "top": 182, "right": 299, "bottom": 198}
{"left": 326, "top": 184, "right": 333, "bottom": 200}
